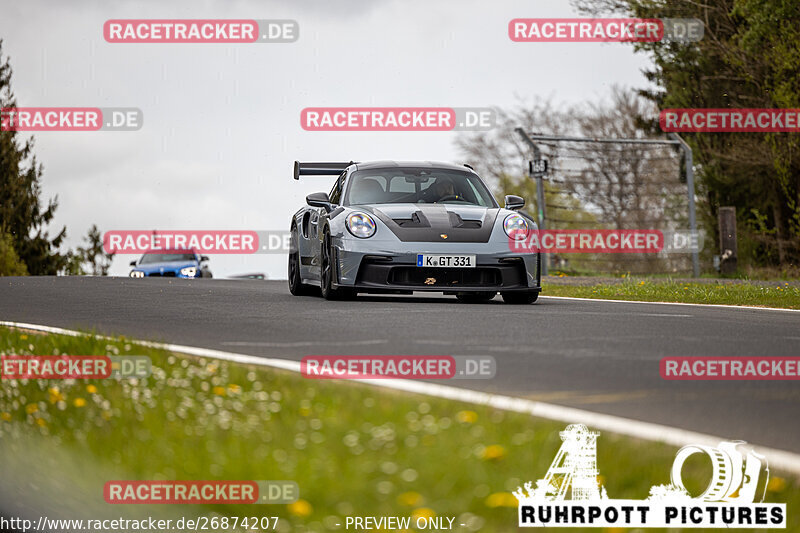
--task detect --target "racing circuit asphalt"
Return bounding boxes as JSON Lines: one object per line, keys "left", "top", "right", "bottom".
{"left": 1, "top": 277, "right": 799, "bottom": 453}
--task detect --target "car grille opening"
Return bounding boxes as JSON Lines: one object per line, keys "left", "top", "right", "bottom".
{"left": 387, "top": 266, "right": 500, "bottom": 287}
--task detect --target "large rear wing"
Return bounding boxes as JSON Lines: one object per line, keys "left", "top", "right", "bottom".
{"left": 293, "top": 161, "right": 355, "bottom": 180}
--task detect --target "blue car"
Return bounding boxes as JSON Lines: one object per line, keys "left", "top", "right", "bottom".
{"left": 129, "top": 251, "right": 212, "bottom": 278}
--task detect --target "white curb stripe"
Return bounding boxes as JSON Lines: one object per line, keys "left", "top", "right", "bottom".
{"left": 3, "top": 320, "right": 800, "bottom": 475}
{"left": 540, "top": 295, "right": 800, "bottom": 313}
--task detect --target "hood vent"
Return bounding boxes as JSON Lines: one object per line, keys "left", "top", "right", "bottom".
{"left": 448, "top": 212, "right": 482, "bottom": 229}
{"left": 393, "top": 211, "right": 430, "bottom": 228}
{"left": 368, "top": 205, "right": 499, "bottom": 243}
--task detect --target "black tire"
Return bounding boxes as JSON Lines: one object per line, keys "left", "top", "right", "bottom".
{"left": 501, "top": 291, "right": 539, "bottom": 304}
{"left": 320, "top": 231, "right": 356, "bottom": 300}
{"left": 288, "top": 229, "right": 314, "bottom": 296}
{"left": 455, "top": 292, "right": 496, "bottom": 303}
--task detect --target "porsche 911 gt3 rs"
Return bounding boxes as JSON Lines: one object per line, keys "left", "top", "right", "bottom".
{"left": 288, "top": 161, "right": 541, "bottom": 304}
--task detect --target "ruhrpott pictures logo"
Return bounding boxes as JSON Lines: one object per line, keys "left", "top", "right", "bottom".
{"left": 515, "top": 424, "right": 786, "bottom": 528}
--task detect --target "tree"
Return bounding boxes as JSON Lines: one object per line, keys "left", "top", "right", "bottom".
{"left": 60, "top": 225, "right": 115, "bottom": 276}
{"left": 0, "top": 39, "right": 67, "bottom": 274}
{"left": 572, "top": 0, "right": 800, "bottom": 268}
{"left": 80, "top": 224, "right": 115, "bottom": 275}
{"left": 0, "top": 230, "right": 28, "bottom": 275}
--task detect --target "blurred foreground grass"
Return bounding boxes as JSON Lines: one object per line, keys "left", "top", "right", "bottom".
{"left": 1, "top": 325, "right": 798, "bottom": 532}
{"left": 545, "top": 279, "right": 800, "bottom": 309}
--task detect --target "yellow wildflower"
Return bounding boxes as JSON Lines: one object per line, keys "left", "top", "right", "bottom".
{"left": 768, "top": 476, "right": 787, "bottom": 492}
{"left": 397, "top": 491, "right": 423, "bottom": 506}
{"left": 456, "top": 410, "right": 478, "bottom": 423}
{"left": 484, "top": 492, "right": 518, "bottom": 508}
{"left": 287, "top": 499, "right": 312, "bottom": 517}
{"left": 481, "top": 444, "right": 507, "bottom": 461}
{"left": 411, "top": 508, "right": 436, "bottom": 520}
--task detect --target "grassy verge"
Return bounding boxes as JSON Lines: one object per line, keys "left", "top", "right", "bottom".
{"left": 544, "top": 279, "right": 800, "bottom": 309}
{"left": 1, "top": 326, "right": 797, "bottom": 532}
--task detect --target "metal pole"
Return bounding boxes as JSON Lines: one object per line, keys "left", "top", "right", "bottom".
{"left": 524, "top": 134, "right": 682, "bottom": 146}
{"left": 515, "top": 128, "right": 548, "bottom": 276}
{"left": 718, "top": 206, "right": 738, "bottom": 274}
{"left": 668, "top": 133, "right": 700, "bottom": 277}
{"left": 536, "top": 173, "right": 548, "bottom": 276}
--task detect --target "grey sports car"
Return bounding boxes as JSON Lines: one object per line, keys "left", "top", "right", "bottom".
{"left": 288, "top": 161, "right": 541, "bottom": 304}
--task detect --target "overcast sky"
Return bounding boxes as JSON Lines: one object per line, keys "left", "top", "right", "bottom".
{"left": 0, "top": 0, "right": 653, "bottom": 278}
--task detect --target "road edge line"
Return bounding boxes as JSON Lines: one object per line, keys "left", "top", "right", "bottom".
{"left": 540, "top": 295, "right": 800, "bottom": 312}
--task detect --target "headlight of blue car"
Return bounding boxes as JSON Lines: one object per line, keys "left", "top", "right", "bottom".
{"left": 129, "top": 271, "right": 145, "bottom": 278}
{"left": 346, "top": 212, "right": 377, "bottom": 238}
{"left": 180, "top": 266, "right": 198, "bottom": 277}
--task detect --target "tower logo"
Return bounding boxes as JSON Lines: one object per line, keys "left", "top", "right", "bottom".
{"left": 514, "top": 424, "right": 786, "bottom": 528}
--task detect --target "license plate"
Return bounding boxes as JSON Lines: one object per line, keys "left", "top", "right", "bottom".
{"left": 416, "top": 254, "right": 476, "bottom": 268}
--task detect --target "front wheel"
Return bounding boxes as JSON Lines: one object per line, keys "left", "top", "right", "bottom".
{"left": 501, "top": 291, "right": 539, "bottom": 304}
{"left": 288, "top": 229, "right": 314, "bottom": 296}
{"left": 320, "top": 231, "right": 356, "bottom": 300}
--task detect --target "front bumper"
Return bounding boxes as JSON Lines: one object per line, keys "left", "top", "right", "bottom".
{"left": 332, "top": 239, "right": 541, "bottom": 293}
{"left": 130, "top": 270, "right": 199, "bottom": 278}
{"left": 353, "top": 256, "right": 538, "bottom": 292}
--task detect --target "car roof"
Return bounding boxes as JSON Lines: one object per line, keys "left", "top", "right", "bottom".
{"left": 353, "top": 161, "right": 474, "bottom": 173}
{"left": 142, "top": 250, "right": 197, "bottom": 255}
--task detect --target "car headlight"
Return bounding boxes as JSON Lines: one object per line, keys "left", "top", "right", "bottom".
{"left": 503, "top": 214, "right": 529, "bottom": 239}
{"left": 346, "top": 212, "right": 377, "bottom": 238}
{"left": 130, "top": 271, "right": 145, "bottom": 278}
{"left": 180, "top": 266, "right": 198, "bottom": 277}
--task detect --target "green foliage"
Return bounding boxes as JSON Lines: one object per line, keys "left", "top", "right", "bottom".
{"left": 66, "top": 224, "right": 115, "bottom": 276}
{"left": 545, "top": 278, "right": 800, "bottom": 309}
{"left": 0, "top": 230, "right": 28, "bottom": 276}
{"left": 574, "top": 0, "right": 800, "bottom": 267}
{"left": 0, "top": 40, "right": 67, "bottom": 274}
{"left": 0, "top": 43, "right": 112, "bottom": 276}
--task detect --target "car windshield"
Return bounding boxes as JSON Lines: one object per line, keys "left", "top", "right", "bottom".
{"left": 344, "top": 168, "right": 497, "bottom": 207}
{"left": 139, "top": 253, "right": 196, "bottom": 264}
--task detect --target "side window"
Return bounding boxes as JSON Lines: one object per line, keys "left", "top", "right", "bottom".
{"left": 463, "top": 179, "right": 483, "bottom": 204}
{"left": 328, "top": 172, "right": 345, "bottom": 205}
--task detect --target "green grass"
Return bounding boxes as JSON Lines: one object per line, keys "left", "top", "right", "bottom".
{"left": 1, "top": 326, "right": 798, "bottom": 532}
{"left": 544, "top": 279, "right": 800, "bottom": 309}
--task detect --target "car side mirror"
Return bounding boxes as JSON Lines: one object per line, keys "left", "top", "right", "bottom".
{"left": 306, "top": 192, "right": 334, "bottom": 213}
{"left": 504, "top": 195, "right": 525, "bottom": 211}
{"left": 201, "top": 256, "right": 209, "bottom": 262}
{"left": 129, "top": 260, "right": 137, "bottom": 267}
